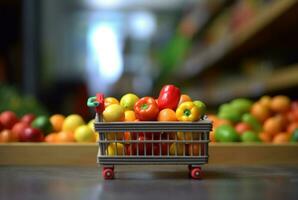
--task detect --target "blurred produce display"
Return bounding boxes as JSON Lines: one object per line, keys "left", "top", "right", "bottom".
{"left": 1, "top": 85, "right": 208, "bottom": 150}
{"left": 1, "top": 90, "right": 298, "bottom": 145}
{"left": 210, "top": 95, "right": 298, "bottom": 143}
{"left": 0, "top": 111, "right": 97, "bottom": 143}
{"left": 0, "top": 85, "right": 48, "bottom": 116}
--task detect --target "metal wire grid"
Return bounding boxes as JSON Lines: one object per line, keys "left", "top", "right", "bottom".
{"left": 94, "top": 120, "right": 212, "bottom": 165}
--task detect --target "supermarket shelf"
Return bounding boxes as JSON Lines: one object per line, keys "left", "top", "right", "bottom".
{"left": 1, "top": 143, "right": 298, "bottom": 166}
{"left": 200, "top": 64, "right": 298, "bottom": 105}
{"left": 177, "top": 0, "right": 298, "bottom": 79}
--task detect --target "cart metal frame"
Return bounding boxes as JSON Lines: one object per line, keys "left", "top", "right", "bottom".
{"left": 94, "top": 117, "right": 212, "bottom": 179}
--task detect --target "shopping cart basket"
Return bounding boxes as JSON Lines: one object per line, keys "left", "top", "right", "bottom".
{"left": 88, "top": 93, "right": 212, "bottom": 179}
{"left": 94, "top": 117, "right": 212, "bottom": 179}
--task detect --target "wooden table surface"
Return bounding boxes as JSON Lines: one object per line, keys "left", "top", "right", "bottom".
{"left": 0, "top": 165, "right": 298, "bottom": 200}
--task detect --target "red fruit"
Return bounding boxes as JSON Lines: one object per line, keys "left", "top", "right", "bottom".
{"left": 125, "top": 144, "right": 136, "bottom": 155}
{"left": 157, "top": 85, "right": 181, "bottom": 110}
{"left": 19, "top": 127, "right": 43, "bottom": 142}
{"left": 137, "top": 135, "right": 153, "bottom": 155}
{"left": 21, "top": 114, "right": 36, "bottom": 125}
{"left": 11, "top": 122, "right": 30, "bottom": 141}
{"left": 153, "top": 143, "right": 168, "bottom": 155}
{"left": 0, "top": 121, "right": 3, "bottom": 132}
{"left": 188, "top": 143, "right": 205, "bottom": 156}
{"left": 294, "top": 110, "right": 298, "bottom": 121}
{"left": 287, "top": 122, "right": 298, "bottom": 134}
{"left": 235, "top": 122, "right": 251, "bottom": 135}
{"left": 0, "top": 129, "right": 18, "bottom": 142}
{"left": 0, "top": 111, "right": 19, "bottom": 129}
{"left": 291, "top": 101, "right": 298, "bottom": 111}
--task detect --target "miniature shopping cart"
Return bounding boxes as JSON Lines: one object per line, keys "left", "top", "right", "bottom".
{"left": 88, "top": 93, "right": 212, "bottom": 179}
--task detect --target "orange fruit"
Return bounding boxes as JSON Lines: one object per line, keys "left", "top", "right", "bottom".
{"left": 124, "top": 110, "right": 136, "bottom": 121}
{"left": 270, "top": 95, "right": 291, "bottom": 113}
{"left": 208, "top": 115, "right": 219, "bottom": 125}
{"left": 45, "top": 133, "right": 58, "bottom": 143}
{"left": 104, "top": 97, "right": 119, "bottom": 108}
{"left": 56, "top": 131, "right": 75, "bottom": 143}
{"left": 251, "top": 103, "right": 271, "bottom": 122}
{"left": 0, "top": 130, "right": 17, "bottom": 143}
{"left": 178, "top": 94, "right": 192, "bottom": 105}
{"left": 273, "top": 133, "right": 290, "bottom": 144}
{"left": 263, "top": 117, "right": 282, "bottom": 136}
{"left": 258, "top": 96, "right": 271, "bottom": 109}
{"left": 209, "top": 130, "right": 216, "bottom": 143}
{"left": 259, "top": 132, "right": 272, "bottom": 143}
{"left": 216, "top": 119, "right": 232, "bottom": 127}
{"left": 50, "top": 114, "right": 65, "bottom": 132}
{"left": 157, "top": 108, "right": 177, "bottom": 121}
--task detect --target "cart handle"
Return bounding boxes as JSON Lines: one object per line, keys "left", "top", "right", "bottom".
{"left": 87, "top": 93, "right": 105, "bottom": 114}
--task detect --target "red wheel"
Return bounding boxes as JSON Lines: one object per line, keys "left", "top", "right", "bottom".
{"left": 102, "top": 168, "right": 114, "bottom": 180}
{"left": 191, "top": 167, "right": 202, "bottom": 179}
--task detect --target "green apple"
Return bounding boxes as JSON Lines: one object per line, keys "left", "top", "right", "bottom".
{"left": 215, "top": 124, "right": 239, "bottom": 142}
{"left": 31, "top": 115, "right": 53, "bottom": 135}
{"left": 241, "top": 131, "right": 260, "bottom": 142}
{"left": 103, "top": 104, "right": 125, "bottom": 122}
{"left": 74, "top": 125, "right": 95, "bottom": 142}
{"left": 120, "top": 93, "right": 139, "bottom": 110}
{"left": 193, "top": 100, "right": 206, "bottom": 117}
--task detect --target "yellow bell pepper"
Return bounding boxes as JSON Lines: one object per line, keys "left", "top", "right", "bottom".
{"left": 176, "top": 101, "right": 200, "bottom": 121}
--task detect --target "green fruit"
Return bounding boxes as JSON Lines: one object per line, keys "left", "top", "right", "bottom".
{"left": 215, "top": 124, "right": 239, "bottom": 142}
{"left": 219, "top": 103, "right": 232, "bottom": 113}
{"left": 218, "top": 108, "right": 242, "bottom": 123}
{"left": 193, "top": 100, "right": 206, "bottom": 117}
{"left": 230, "top": 98, "right": 253, "bottom": 114}
{"left": 290, "top": 129, "right": 298, "bottom": 142}
{"left": 241, "top": 131, "right": 260, "bottom": 142}
{"left": 120, "top": 93, "right": 139, "bottom": 110}
{"left": 242, "top": 113, "right": 262, "bottom": 132}
{"left": 31, "top": 115, "right": 53, "bottom": 135}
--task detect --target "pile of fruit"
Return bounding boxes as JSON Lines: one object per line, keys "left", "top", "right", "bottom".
{"left": 0, "top": 85, "right": 207, "bottom": 151}
{"left": 211, "top": 95, "right": 298, "bottom": 143}
{"left": 88, "top": 84, "right": 207, "bottom": 156}
{"left": 0, "top": 111, "right": 97, "bottom": 143}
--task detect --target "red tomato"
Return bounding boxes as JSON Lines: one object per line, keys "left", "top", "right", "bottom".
{"left": 134, "top": 97, "right": 159, "bottom": 121}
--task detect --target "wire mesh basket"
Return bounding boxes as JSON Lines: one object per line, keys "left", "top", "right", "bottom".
{"left": 94, "top": 117, "right": 212, "bottom": 179}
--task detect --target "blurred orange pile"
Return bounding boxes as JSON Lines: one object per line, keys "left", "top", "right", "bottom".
{"left": 210, "top": 95, "right": 298, "bottom": 144}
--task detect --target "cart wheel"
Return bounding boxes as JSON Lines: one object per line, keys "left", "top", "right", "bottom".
{"left": 102, "top": 168, "right": 114, "bottom": 180}
{"left": 190, "top": 167, "right": 202, "bottom": 179}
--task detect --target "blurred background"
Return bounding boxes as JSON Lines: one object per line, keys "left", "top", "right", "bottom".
{"left": 1, "top": 0, "right": 298, "bottom": 118}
